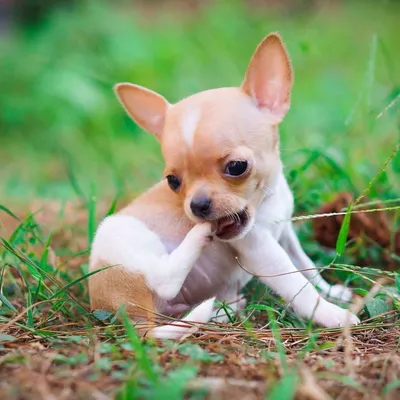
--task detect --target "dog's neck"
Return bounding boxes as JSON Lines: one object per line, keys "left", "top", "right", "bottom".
{"left": 258, "top": 158, "right": 284, "bottom": 204}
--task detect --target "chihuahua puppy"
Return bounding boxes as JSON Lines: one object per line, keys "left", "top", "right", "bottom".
{"left": 89, "top": 33, "right": 360, "bottom": 338}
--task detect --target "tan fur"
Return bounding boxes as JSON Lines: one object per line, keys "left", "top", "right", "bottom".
{"left": 120, "top": 181, "right": 193, "bottom": 238}
{"left": 89, "top": 259, "right": 155, "bottom": 335}
{"left": 89, "top": 182, "right": 193, "bottom": 335}
{"left": 160, "top": 88, "right": 279, "bottom": 223}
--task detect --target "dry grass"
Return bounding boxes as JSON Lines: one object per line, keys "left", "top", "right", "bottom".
{"left": 1, "top": 197, "right": 399, "bottom": 400}
{"left": 1, "top": 320, "right": 399, "bottom": 399}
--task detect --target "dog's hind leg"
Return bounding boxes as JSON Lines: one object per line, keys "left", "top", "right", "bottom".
{"left": 90, "top": 214, "right": 213, "bottom": 302}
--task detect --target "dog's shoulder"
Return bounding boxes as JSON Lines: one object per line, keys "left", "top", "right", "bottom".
{"left": 118, "top": 181, "right": 193, "bottom": 238}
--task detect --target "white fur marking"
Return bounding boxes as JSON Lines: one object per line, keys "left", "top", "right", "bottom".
{"left": 181, "top": 107, "right": 200, "bottom": 147}
{"left": 151, "top": 297, "right": 215, "bottom": 339}
{"left": 90, "top": 214, "right": 211, "bottom": 301}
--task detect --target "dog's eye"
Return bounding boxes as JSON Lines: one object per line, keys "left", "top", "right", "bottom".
{"left": 225, "top": 161, "right": 248, "bottom": 177}
{"left": 166, "top": 175, "right": 181, "bottom": 191}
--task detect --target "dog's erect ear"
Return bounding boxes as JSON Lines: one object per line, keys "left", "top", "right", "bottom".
{"left": 241, "top": 33, "right": 293, "bottom": 123}
{"left": 114, "top": 83, "right": 169, "bottom": 140}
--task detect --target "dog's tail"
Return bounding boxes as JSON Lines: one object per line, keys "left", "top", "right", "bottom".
{"left": 150, "top": 297, "right": 215, "bottom": 339}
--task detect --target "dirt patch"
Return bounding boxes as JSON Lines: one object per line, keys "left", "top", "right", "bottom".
{"left": 1, "top": 324, "right": 399, "bottom": 400}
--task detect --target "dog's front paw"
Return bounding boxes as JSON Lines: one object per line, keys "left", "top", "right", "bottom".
{"left": 314, "top": 300, "right": 360, "bottom": 328}
{"left": 189, "top": 222, "right": 214, "bottom": 246}
{"left": 327, "top": 284, "right": 353, "bottom": 303}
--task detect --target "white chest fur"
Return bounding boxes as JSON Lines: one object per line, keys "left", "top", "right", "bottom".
{"left": 159, "top": 172, "right": 294, "bottom": 315}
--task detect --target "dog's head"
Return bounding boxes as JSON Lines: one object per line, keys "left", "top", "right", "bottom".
{"left": 115, "top": 33, "right": 293, "bottom": 241}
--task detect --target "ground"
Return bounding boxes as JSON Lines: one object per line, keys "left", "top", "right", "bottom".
{"left": 0, "top": 197, "right": 399, "bottom": 399}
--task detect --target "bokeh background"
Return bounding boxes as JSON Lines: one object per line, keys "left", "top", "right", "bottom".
{"left": 1, "top": 0, "right": 399, "bottom": 211}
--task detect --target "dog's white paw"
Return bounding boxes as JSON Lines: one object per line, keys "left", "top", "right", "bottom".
{"left": 314, "top": 300, "right": 360, "bottom": 328}
{"left": 188, "top": 222, "right": 214, "bottom": 245}
{"left": 327, "top": 284, "right": 353, "bottom": 303}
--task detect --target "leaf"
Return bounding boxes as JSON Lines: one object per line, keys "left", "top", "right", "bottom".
{"left": 336, "top": 203, "right": 352, "bottom": 256}
{"left": 52, "top": 353, "right": 88, "bottom": 365}
{"left": 122, "top": 311, "right": 157, "bottom": 383}
{"left": 365, "top": 297, "right": 389, "bottom": 318}
{"left": 26, "top": 286, "right": 34, "bottom": 328}
{"left": 178, "top": 343, "right": 224, "bottom": 363}
{"left": 245, "top": 303, "right": 281, "bottom": 315}
{"left": 0, "top": 334, "right": 17, "bottom": 343}
{"left": 0, "top": 205, "right": 19, "bottom": 221}
{"left": 151, "top": 366, "right": 198, "bottom": 400}
{"left": 49, "top": 264, "right": 112, "bottom": 300}
{"left": 0, "top": 292, "right": 18, "bottom": 312}
{"left": 267, "top": 309, "right": 287, "bottom": 372}
{"left": 269, "top": 371, "right": 298, "bottom": 400}
{"left": 26, "top": 263, "right": 43, "bottom": 282}
{"left": 110, "top": 304, "right": 126, "bottom": 324}
{"left": 383, "top": 379, "right": 400, "bottom": 395}
{"left": 40, "top": 234, "right": 53, "bottom": 272}
{"left": 395, "top": 273, "right": 400, "bottom": 295}
{"left": 214, "top": 301, "right": 235, "bottom": 323}
{"left": 392, "top": 149, "right": 400, "bottom": 174}
{"left": 95, "top": 357, "right": 112, "bottom": 371}
{"left": 106, "top": 196, "right": 119, "bottom": 217}
{"left": 313, "top": 341, "right": 337, "bottom": 351}
{"left": 92, "top": 309, "right": 113, "bottom": 321}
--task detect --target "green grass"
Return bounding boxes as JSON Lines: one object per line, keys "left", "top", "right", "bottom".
{"left": 1, "top": 0, "right": 399, "bottom": 201}
{"left": 1, "top": 0, "right": 400, "bottom": 399}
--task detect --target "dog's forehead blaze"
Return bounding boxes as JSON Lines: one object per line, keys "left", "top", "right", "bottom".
{"left": 161, "top": 87, "right": 276, "bottom": 182}
{"left": 164, "top": 88, "right": 252, "bottom": 150}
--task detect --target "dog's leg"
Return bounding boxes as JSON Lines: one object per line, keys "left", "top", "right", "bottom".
{"left": 91, "top": 215, "right": 212, "bottom": 302}
{"left": 233, "top": 229, "right": 359, "bottom": 328}
{"left": 146, "top": 223, "right": 213, "bottom": 300}
{"left": 279, "top": 223, "right": 352, "bottom": 302}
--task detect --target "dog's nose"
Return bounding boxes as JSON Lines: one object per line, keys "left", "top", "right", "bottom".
{"left": 190, "top": 197, "right": 212, "bottom": 218}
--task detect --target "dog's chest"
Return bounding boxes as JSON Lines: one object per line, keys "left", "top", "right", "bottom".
{"left": 157, "top": 239, "right": 244, "bottom": 316}
{"left": 258, "top": 174, "right": 294, "bottom": 240}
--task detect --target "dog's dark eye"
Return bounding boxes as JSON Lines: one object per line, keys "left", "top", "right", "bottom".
{"left": 166, "top": 175, "right": 181, "bottom": 191}
{"left": 225, "top": 161, "right": 248, "bottom": 177}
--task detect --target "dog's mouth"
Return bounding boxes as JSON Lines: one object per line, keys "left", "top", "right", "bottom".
{"left": 214, "top": 208, "right": 250, "bottom": 240}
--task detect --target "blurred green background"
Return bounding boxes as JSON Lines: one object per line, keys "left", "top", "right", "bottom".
{"left": 1, "top": 0, "right": 399, "bottom": 210}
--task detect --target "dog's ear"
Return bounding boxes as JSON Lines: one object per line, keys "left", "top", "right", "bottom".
{"left": 114, "top": 83, "right": 169, "bottom": 140}
{"left": 241, "top": 33, "right": 293, "bottom": 123}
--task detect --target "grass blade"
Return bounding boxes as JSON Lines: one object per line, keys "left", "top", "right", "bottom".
{"left": 0, "top": 292, "right": 18, "bottom": 312}
{"left": 122, "top": 311, "right": 157, "bottom": 384}
{"left": 268, "top": 371, "right": 298, "bottom": 400}
{"left": 336, "top": 203, "right": 352, "bottom": 256}
{"left": 0, "top": 205, "right": 19, "bottom": 221}
{"left": 49, "top": 265, "right": 113, "bottom": 300}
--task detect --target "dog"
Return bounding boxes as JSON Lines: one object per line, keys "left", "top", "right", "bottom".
{"left": 88, "top": 33, "right": 360, "bottom": 338}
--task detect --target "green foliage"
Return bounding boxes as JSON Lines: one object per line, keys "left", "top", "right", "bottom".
{"left": 92, "top": 309, "right": 114, "bottom": 321}
{"left": 336, "top": 203, "right": 352, "bottom": 256}
{"left": 268, "top": 372, "right": 298, "bottom": 400}
{"left": 0, "top": 0, "right": 399, "bottom": 200}
{"left": 178, "top": 342, "right": 224, "bottom": 363}
{"left": 365, "top": 297, "right": 390, "bottom": 318}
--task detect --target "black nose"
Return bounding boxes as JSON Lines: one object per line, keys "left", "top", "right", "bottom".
{"left": 190, "top": 197, "right": 212, "bottom": 218}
